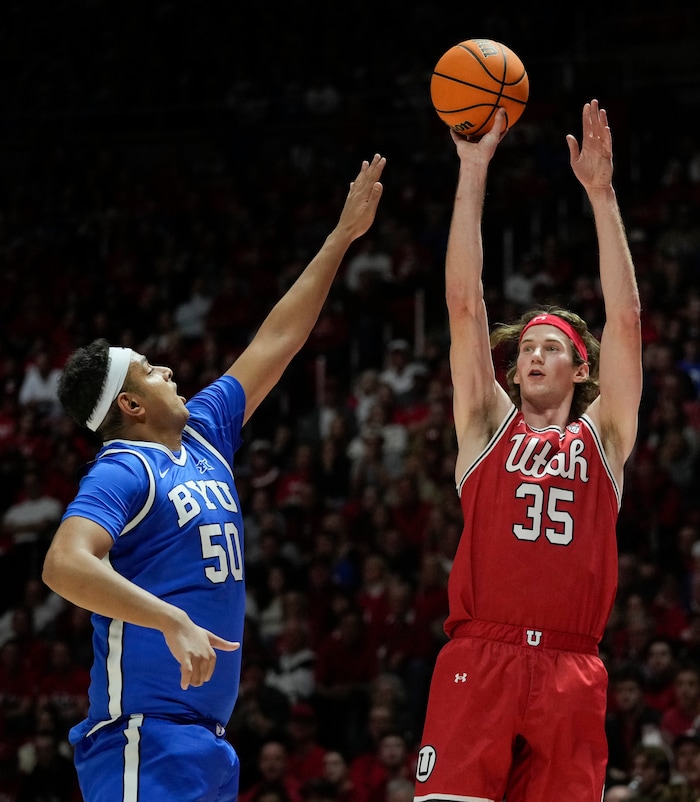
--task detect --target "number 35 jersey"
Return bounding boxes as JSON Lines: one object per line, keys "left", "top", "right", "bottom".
{"left": 445, "top": 404, "right": 621, "bottom": 643}
{"left": 63, "top": 375, "right": 246, "bottom": 731}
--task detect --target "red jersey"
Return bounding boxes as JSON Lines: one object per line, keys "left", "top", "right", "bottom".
{"left": 445, "top": 406, "right": 620, "bottom": 641}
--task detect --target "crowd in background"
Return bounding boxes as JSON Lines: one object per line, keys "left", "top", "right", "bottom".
{"left": 2, "top": 3, "right": 700, "bottom": 801}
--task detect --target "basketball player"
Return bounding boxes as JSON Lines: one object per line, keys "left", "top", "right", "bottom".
{"left": 413, "top": 101, "right": 641, "bottom": 802}
{"left": 41, "top": 153, "right": 386, "bottom": 802}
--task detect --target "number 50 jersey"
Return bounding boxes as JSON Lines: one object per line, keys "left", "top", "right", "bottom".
{"left": 63, "top": 375, "right": 247, "bottom": 734}
{"left": 445, "top": 404, "right": 621, "bottom": 642}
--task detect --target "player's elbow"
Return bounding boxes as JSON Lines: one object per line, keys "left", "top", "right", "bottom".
{"left": 41, "top": 542, "right": 75, "bottom": 598}
{"left": 41, "top": 546, "right": 63, "bottom": 594}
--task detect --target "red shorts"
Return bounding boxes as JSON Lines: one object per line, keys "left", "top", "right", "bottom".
{"left": 414, "top": 620, "right": 608, "bottom": 802}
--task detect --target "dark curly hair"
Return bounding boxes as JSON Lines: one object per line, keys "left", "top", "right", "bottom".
{"left": 489, "top": 305, "right": 601, "bottom": 422}
{"left": 57, "top": 338, "right": 135, "bottom": 439}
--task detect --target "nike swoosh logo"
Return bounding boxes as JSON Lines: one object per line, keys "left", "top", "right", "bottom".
{"left": 159, "top": 467, "right": 170, "bottom": 478}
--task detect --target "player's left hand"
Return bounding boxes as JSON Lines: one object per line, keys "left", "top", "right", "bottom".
{"left": 566, "top": 98, "right": 614, "bottom": 191}
{"left": 336, "top": 153, "right": 386, "bottom": 242}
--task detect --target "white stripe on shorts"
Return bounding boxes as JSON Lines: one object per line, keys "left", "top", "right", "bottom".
{"left": 123, "top": 714, "right": 144, "bottom": 802}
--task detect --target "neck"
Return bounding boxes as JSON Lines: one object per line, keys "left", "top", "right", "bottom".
{"left": 114, "top": 423, "right": 183, "bottom": 452}
{"left": 520, "top": 393, "right": 575, "bottom": 431}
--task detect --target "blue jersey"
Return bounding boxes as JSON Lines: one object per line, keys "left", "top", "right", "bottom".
{"left": 64, "top": 375, "right": 246, "bottom": 739}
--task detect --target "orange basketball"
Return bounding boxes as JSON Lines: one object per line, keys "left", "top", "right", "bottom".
{"left": 430, "top": 38, "right": 529, "bottom": 136}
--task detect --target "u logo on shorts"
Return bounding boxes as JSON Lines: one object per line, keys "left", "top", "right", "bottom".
{"left": 526, "top": 629, "right": 542, "bottom": 646}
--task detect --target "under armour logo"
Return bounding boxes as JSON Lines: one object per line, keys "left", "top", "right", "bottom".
{"left": 526, "top": 629, "right": 542, "bottom": 647}
{"left": 196, "top": 458, "right": 215, "bottom": 474}
{"left": 454, "top": 672, "right": 468, "bottom": 683}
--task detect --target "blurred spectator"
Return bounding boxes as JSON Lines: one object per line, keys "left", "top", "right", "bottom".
{"left": 378, "top": 340, "right": 426, "bottom": 407}
{"left": 285, "top": 703, "right": 327, "bottom": 788}
{"left": 661, "top": 663, "right": 700, "bottom": 747}
{"left": 356, "top": 552, "right": 390, "bottom": 637}
{"left": 296, "top": 376, "right": 357, "bottom": 450}
{"left": 0, "top": 578, "right": 64, "bottom": 648}
{"left": 322, "top": 749, "right": 368, "bottom": 802}
{"left": 0, "top": 639, "right": 37, "bottom": 740}
{"left": 299, "top": 777, "right": 338, "bottom": 802}
{"left": 344, "top": 237, "right": 393, "bottom": 295}
{"left": 385, "top": 777, "right": 415, "bottom": 802}
{"left": 17, "top": 350, "right": 63, "bottom": 421}
{"left": 239, "top": 739, "right": 303, "bottom": 802}
{"left": 227, "top": 658, "right": 291, "bottom": 791}
{"left": 605, "top": 663, "right": 663, "bottom": 787}
{"left": 266, "top": 617, "right": 317, "bottom": 705}
{"left": 0, "top": 470, "right": 63, "bottom": 606}
{"left": 173, "top": 276, "right": 213, "bottom": 340}
{"left": 671, "top": 732, "right": 700, "bottom": 790}
{"left": 314, "top": 608, "right": 378, "bottom": 753}
{"left": 15, "top": 732, "right": 79, "bottom": 802}
{"left": 35, "top": 638, "right": 90, "bottom": 736}
{"left": 643, "top": 636, "right": 680, "bottom": 713}
{"left": 357, "top": 730, "right": 416, "bottom": 802}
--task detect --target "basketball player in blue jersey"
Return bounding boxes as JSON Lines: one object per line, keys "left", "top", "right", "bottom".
{"left": 42, "top": 153, "right": 386, "bottom": 802}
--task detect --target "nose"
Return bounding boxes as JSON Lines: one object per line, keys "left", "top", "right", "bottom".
{"left": 530, "top": 347, "right": 544, "bottom": 362}
{"left": 159, "top": 365, "right": 173, "bottom": 380}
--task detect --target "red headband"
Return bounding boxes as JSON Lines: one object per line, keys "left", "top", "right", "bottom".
{"left": 519, "top": 314, "right": 588, "bottom": 362}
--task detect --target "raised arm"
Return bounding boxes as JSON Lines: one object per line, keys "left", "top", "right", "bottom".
{"left": 228, "top": 154, "right": 385, "bottom": 423}
{"left": 566, "top": 100, "right": 642, "bottom": 477}
{"left": 446, "top": 112, "right": 512, "bottom": 480}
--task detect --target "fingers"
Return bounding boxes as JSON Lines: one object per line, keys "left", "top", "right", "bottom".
{"left": 180, "top": 635, "right": 239, "bottom": 690}
{"left": 180, "top": 657, "right": 193, "bottom": 690}
{"left": 180, "top": 650, "right": 216, "bottom": 689}
{"left": 565, "top": 133, "right": 580, "bottom": 163}
{"left": 209, "top": 634, "right": 241, "bottom": 652}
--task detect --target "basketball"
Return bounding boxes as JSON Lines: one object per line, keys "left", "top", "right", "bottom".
{"left": 430, "top": 38, "right": 529, "bottom": 137}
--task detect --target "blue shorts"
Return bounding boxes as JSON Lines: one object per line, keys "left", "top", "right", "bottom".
{"left": 72, "top": 715, "right": 240, "bottom": 802}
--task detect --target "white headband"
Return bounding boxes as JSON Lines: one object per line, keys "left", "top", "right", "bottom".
{"left": 86, "top": 347, "right": 133, "bottom": 432}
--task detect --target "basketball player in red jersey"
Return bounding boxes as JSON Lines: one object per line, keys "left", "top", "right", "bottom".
{"left": 414, "top": 100, "right": 642, "bottom": 802}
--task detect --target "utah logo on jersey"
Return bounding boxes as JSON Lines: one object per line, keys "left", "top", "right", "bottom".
{"left": 505, "top": 432, "right": 589, "bottom": 482}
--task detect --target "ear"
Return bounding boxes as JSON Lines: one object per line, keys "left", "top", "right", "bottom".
{"left": 573, "top": 362, "right": 590, "bottom": 383}
{"left": 116, "top": 392, "right": 144, "bottom": 421}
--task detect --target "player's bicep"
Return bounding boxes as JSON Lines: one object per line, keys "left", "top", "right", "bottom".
{"left": 592, "top": 318, "right": 642, "bottom": 463}
{"left": 42, "top": 515, "right": 115, "bottom": 598}
{"left": 448, "top": 306, "right": 506, "bottom": 435}
{"left": 52, "top": 515, "right": 115, "bottom": 560}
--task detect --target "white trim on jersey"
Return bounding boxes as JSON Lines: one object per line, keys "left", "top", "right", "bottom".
{"left": 101, "top": 438, "right": 189, "bottom": 466}
{"left": 580, "top": 413, "right": 622, "bottom": 509}
{"left": 107, "top": 619, "right": 125, "bottom": 719}
{"left": 98, "top": 448, "right": 158, "bottom": 536}
{"left": 457, "top": 405, "right": 518, "bottom": 497}
{"left": 123, "top": 714, "right": 144, "bottom": 802}
{"left": 184, "top": 424, "right": 234, "bottom": 479}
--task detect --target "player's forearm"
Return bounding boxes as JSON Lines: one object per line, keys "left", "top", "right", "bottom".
{"left": 446, "top": 162, "right": 488, "bottom": 312}
{"left": 587, "top": 186, "right": 641, "bottom": 319}
{"left": 258, "top": 227, "right": 352, "bottom": 348}
{"left": 43, "top": 547, "right": 187, "bottom": 634}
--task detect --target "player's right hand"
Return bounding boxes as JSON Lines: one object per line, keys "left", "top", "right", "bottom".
{"left": 163, "top": 617, "right": 240, "bottom": 690}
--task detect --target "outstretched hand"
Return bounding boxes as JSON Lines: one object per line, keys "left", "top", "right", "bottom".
{"left": 337, "top": 153, "right": 386, "bottom": 242}
{"left": 566, "top": 99, "right": 614, "bottom": 191}
{"left": 450, "top": 107, "right": 508, "bottom": 165}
